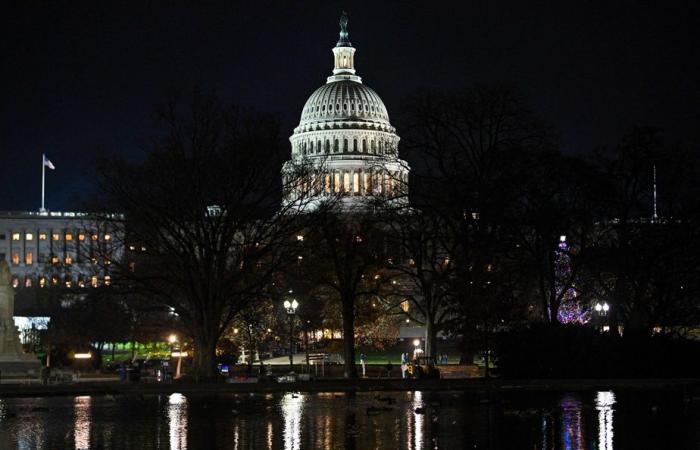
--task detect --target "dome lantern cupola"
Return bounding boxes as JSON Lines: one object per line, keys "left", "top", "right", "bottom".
{"left": 329, "top": 12, "right": 361, "bottom": 83}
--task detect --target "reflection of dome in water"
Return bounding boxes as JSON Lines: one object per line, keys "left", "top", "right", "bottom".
{"left": 283, "top": 13, "right": 410, "bottom": 211}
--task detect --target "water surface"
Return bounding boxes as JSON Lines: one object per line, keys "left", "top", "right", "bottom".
{"left": 0, "top": 389, "right": 697, "bottom": 449}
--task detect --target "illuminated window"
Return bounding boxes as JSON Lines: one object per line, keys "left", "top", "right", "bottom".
{"left": 91, "top": 276, "right": 98, "bottom": 288}
{"left": 364, "top": 173, "right": 371, "bottom": 192}
{"left": 25, "top": 277, "right": 32, "bottom": 288}
{"left": 343, "top": 172, "right": 350, "bottom": 192}
{"left": 353, "top": 172, "right": 360, "bottom": 193}
{"left": 401, "top": 300, "right": 410, "bottom": 312}
{"left": 39, "top": 277, "right": 46, "bottom": 288}
{"left": 51, "top": 276, "right": 59, "bottom": 286}
{"left": 65, "top": 255, "right": 73, "bottom": 265}
{"left": 65, "top": 279, "right": 72, "bottom": 288}
{"left": 11, "top": 233, "right": 20, "bottom": 241}
{"left": 78, "top": 233, "right": 85, "bottom": 241}
{"left": 78, "top": 279, "right": 85, "bottom": 288}
{"left": 39, "top": 233, "right": 47, "bottom": 240}
{"left": 334, "top": 173, "right": 341, "bottom": 193}
{"left": 105, "top": 258, "right": 111, "bottom": 265}
{"left": 104, "top": 234, "right": 111, "bottom": 241}
{"left": 91, "top": 234, "right": 98, "bottom": 241}
{"left": 51, "top": 256, "right": 59, "bottom": 264}
{"left": 12, "top": 277, "right": 19, "bottom": 288}
{"left": 296, "top": 235, "right": 304, "bottom": 242}
{"left": 65, "top": 233, "right": 73, "bottom": 241}
{"left": 104, "top": 275, "right": 111, "bottom": 286}
{"left": 324, "top": 174, "right": 331, "bottom": 193}
{"left": 11, "top": 253, "right": 20, "bottom": 265}
{"left": 91, "top": 257, "right": 98, "bottom": 265}
{"left": 25, "top": 252, "right": 33, "bottom": 265}
{"left": 52, "top": 233, "right": 60, "bottom": 241}
{"left": 25, "top": 233, "right": 34, "bottom": 241}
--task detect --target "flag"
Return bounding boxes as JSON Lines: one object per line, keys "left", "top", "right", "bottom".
{"left": 43, "top": 154, "right": 55, "bottom": 170}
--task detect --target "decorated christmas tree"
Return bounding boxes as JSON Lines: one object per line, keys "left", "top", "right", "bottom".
{"left": 555, "top": 235, "right": 591, "bottom": 324}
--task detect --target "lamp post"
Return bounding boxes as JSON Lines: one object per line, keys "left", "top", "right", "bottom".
{"left": 594, "top": 302, "right": 610, "bottom": 332}
{"left": 168, "top": 334, "right": 182, "bottom": 379}
{"left": 283, "top": 299, "right": 299, "bottom": 373}
{"left": 413, "top": 338, "right": 421, "bottom": 360}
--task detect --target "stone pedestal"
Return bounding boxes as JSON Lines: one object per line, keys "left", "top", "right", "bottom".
{"left": 0, "top": 261, "right": 41, "bottom": 376}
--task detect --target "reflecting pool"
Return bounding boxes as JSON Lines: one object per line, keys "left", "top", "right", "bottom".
{"left": 0, "top": 390, "right": 698, "bottom": 449}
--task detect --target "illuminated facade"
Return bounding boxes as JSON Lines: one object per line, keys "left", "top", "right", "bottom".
{"left": 0, "top": 210, "right": 120, "bottom": 290}
{"left": 282, "top": 13, "right": 410, "bottom": 211}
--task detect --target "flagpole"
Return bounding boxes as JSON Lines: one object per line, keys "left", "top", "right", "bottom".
{"left": 41, "top": 153, "right": 46, "bottom": 213}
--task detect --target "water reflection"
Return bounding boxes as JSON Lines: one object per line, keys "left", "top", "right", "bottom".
{"left": 74, "top": 396, "right": 91, "bottom": 450}
{"left": 281, "top": 393, "right": 304, "bottom": 450}
{"left": 560, "top": 394, "right": 585, "bottom": 450}
{"left": 596, "top": 391, "right": 615, "bottom": 450}
{"left": 412, "top": 391, "right": 424, "bottom": 450}
{"left": 168, "top": 393, "right": 188, "bottom": 450}
{"left": 0, "top": 389, "right": 695, "bottom": 449}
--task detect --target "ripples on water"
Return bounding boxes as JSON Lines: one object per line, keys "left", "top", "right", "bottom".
{"left": 0, "top": 389, "right": 697, "bottom": 449}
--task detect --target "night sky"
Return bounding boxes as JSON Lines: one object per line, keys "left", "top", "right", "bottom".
{"left": 2, "top": 1, "right": 699, "bottom": 211}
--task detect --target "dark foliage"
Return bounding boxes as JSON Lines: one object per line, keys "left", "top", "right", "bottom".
{"left": 495, "top": 324, "right": 700, "bottom": 378}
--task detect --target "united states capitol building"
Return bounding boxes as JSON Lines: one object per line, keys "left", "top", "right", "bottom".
{"left": 282, "top": 13, "right": 410, "bottom": 211}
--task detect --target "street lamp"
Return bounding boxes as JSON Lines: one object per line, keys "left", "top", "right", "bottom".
{"left": 283, "top": 299, "right": 299, "bottom": 372}
{"left": 169, "top": 334, "right": 183, "bottom": 379}
{"left": 413, "top": 338, "right": 422, "bottom": 359}
{"left": 594, "top": 302, "right": 610, "bottom": 332}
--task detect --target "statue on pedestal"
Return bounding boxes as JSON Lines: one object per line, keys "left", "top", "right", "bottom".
{"left": 0, "top": 260, "right": 41, "bottom": 375}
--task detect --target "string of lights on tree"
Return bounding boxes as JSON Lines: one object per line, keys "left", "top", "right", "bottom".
{"left": 556, "top": 235, "right": 591, "bottom": 324}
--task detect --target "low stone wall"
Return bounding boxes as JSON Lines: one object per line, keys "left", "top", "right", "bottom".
{"left": 230, "top": 364, "right": 483, "bottom": 379}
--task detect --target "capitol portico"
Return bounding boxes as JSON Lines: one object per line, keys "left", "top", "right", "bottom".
{"left": 283, "top": 13, "right": 410, "bottom": 211}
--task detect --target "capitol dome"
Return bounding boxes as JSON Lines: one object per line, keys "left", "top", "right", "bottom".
{"left": 282, "top": 13, "right": 409, "bottom": 211}
{"left": 298, "top": 80, "right": 391, "bottom": 129}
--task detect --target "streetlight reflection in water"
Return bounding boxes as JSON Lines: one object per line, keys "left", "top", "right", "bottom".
{"left": 168, "top": 393, "right": 188, "bottom": 450}
{"left": 596, "top": 391, "right": 615, "bottom": 450}
{"left": 282, "top": 392, "right": 304, "bottom": 450}
{"left": 412, "top": 391, "right": 424, "bottom": 450}
{"left": 74, "top": 396, "right": 91, "bottom": 450}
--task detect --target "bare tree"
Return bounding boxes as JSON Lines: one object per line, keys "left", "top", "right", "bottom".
{"left": 300, "top": 208, "right": 383, "bottom": 378}
{"left": 381, "top": 208, "right": 459, "bottom": 360}
{"left": 93, "top": 94, "right": 317, "bottom": 377}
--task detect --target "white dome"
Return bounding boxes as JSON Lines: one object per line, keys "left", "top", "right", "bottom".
{"left": 282, "top": 13, "right": 410, "bottom": 212}
{"left": 299, "top": 80, "right": 391, "bottom": 128}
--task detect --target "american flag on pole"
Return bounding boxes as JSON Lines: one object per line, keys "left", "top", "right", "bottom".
{"left": 43, "top": 154, "right": 55, "bottom": 170}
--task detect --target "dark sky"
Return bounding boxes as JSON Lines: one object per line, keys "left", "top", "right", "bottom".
{"left": 2, "top": 1, "right": 699, "bottom": 211}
